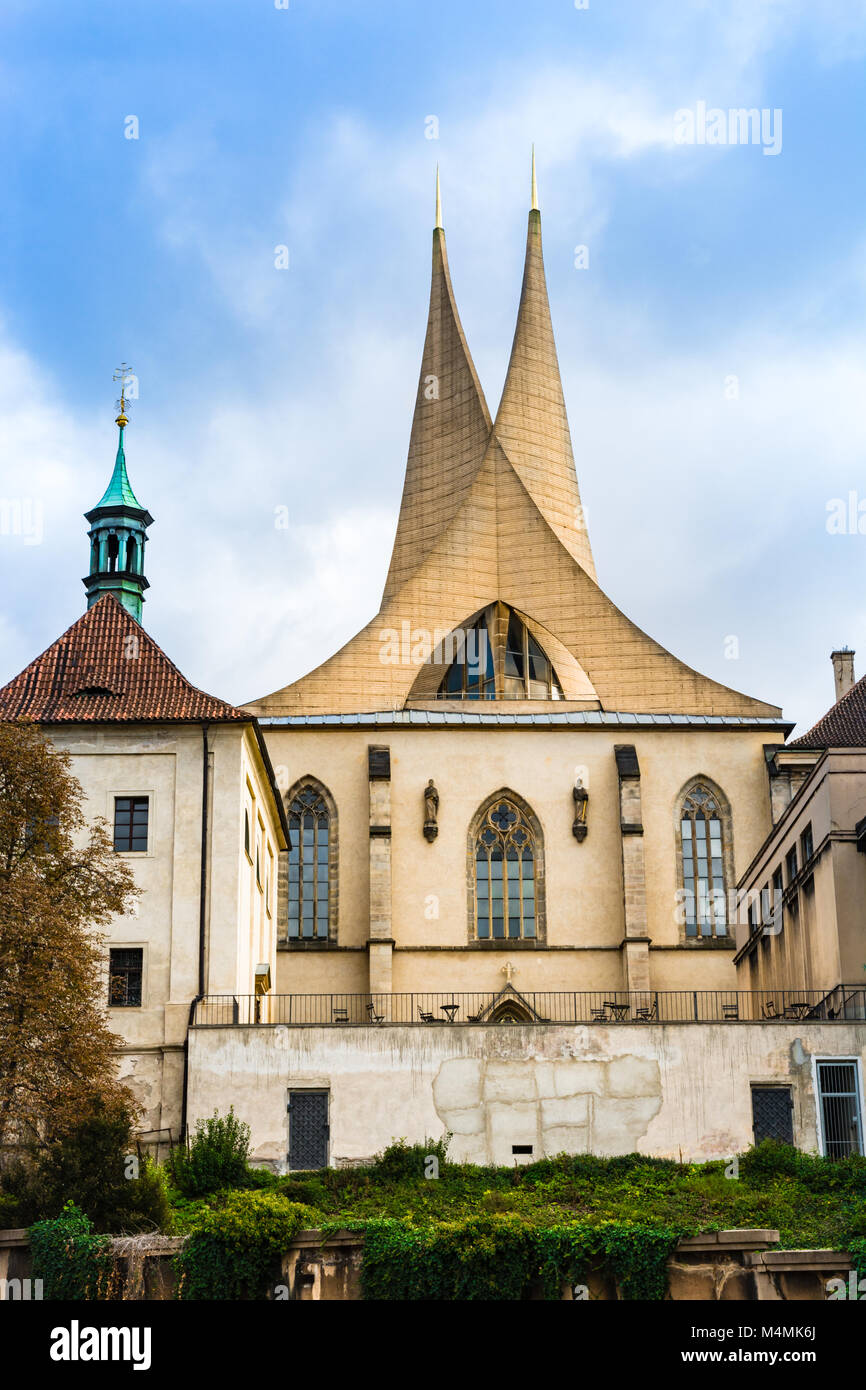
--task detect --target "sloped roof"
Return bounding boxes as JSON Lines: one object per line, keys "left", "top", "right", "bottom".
{"left": 381, "top": 225, "right": 492, "bottom": 605}
{"left": 0, "top": 594, "right": 249, "bottom": 724}
{"left": 788, "top": 674, "right": 866, "bottom": 749}
{"left": 90, "top": 427, "right": 148, "bottom": 513}
{"left": 249, "top": 204, "right": 783, "bottom": 722}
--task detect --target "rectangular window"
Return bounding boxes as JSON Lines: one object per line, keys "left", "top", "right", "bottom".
{"left": 800, "top": 823, "right": 814, "bottom": 865}
{"left": 751, "top": 1087, "right": 793, "bottom": 1145}
{"left": 772, "top": 866, "right": 784, "bottom": 927}
{"left": 817, "top": 1061, "right": 863, "bottom": 1158}
{"left": 113, "top": 796, "right": 149, "bottom": 852}
{"left": 785, "top": 844, "right": 798, "bottom": 885}
{"left": 108, "top": 948, "right": 143, "bottom": 1007}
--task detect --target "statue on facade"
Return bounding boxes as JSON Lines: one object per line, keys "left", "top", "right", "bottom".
{"left": 423, "top": 779, "right": 439, "bottom": 842}
{"left": 572, "top": 777, "right": 589, "bottom": 842}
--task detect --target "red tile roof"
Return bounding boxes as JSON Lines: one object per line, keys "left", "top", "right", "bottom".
{"left": 788, "top": 674, "right": 866, "bottom": 749}
{"left": 0, "top": 594, "right": 249, "bottom": 725}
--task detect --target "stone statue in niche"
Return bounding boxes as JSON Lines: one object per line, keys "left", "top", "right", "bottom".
{"left": 572, "top": 777, "right": 589, "bottom": 842}
{"left": 423, "top": 779, "right": 439, "bottom": 842}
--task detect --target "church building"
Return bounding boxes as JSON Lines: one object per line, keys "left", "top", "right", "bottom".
{"left": 2, "top": 170, "right": 864, "bottom": 1171}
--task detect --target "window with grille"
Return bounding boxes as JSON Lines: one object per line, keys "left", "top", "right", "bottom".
{"left": 751, "top": 1087, "right": 793, "bottom": 1145}
{"left": 474, "top": 797, "right": 537, "bottom": 940}
{"left": 287, "top": 784, "right": 331, "bottom": 940}
{"left": 817, "top": 1061, "right": 863, "bottom": 1158}
{"left": 109, "top": 948, "right": 143, "bottom": 1007}
{"left": 679, "top": 783, "right": 728, "bottom": 937}
{"left": 113, "top": 796, "right": 149, "bottom": 852}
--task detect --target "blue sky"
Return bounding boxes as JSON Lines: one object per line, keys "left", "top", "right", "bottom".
{"left": 1, "top": 0, "right": 865, "bottom": 731}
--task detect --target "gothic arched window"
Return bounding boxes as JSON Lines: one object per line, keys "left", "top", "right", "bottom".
{"left": 678, "top": 781, "right": 733, "bottom": 938}
{"left": 286, "top": 780, "right": 336, "bottom": 941}
{"left": 471, "top": 794, "right": 543, "bottom": 941}
{"left": 438, "top": 603, "right": 563, "bottom": 701}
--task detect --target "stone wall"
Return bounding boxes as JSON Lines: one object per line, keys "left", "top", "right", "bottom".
{"left": 1, "top": 1227, "right": 851, "bottom": 1301}
{"left": 188, "top": 1019, "right": 866, "bottom": 1168}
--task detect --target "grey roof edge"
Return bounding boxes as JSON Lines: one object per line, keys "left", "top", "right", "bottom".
{"left": 257, "top": 711, "right": 792, "bottom": 730}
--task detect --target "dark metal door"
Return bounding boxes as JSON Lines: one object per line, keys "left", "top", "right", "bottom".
{"left": 751, "top": 1087, "right": 794, "bottom": 1145}
{"left": 288, "top": 1091, "right": 329, "bottom": 1170}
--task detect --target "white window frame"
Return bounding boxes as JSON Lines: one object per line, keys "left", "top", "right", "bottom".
{"left": 812, "top": 1054, "right": 865, "bottom": 1157}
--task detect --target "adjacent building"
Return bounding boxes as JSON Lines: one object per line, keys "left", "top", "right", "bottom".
{"left": 0, "top": 405, "right": 288, "bottom": 1150}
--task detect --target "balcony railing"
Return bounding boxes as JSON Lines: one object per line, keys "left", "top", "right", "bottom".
{"left": 191, "top": 984, "right": 866, "bottom": 1028}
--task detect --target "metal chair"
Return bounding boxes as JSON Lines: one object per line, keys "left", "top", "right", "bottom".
{"left": 722, "top": 1002, "right": 739, "bottom": 1021}
{"left": 366, "top": 1002, "right": 384, "bottom": 1024}
{"left": 635, "top": 999, "right": 657, "bottom": 1022}
{"left": 332, "top": 1007, "right": 349, "bottom": 1023}
{"left": 762, "top": 999, "right": 779, "bottom": 1019}
{"left": 418, "top": 1009, "right": 435, "bottom": 1023}
{"left": 590, "top": 1006, "right": 609, "bottom": 1022}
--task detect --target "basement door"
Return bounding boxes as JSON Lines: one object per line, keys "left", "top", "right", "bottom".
{"left": 288, "top": 1090, "right": 329, "bottom": 1170}
{"left": 751, "top": 1087, "right": 794, "bottom": 1146}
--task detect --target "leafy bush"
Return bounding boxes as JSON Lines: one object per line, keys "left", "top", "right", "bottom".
{"left": 3, "top": 1099, "right": 169, "bottom": 1232}
{"left": 169, "top": 1109, "right": 251, "bottom": 1197}
{"left": 175, "top": 1191, "right": 316, "bottom": 1300}
{"left": 740, "top": 1140, "right": 866, "bottom": 1193}
{"left": 30, "top": 1203, "right": 118, "bottom": 1300}
{"left": 360, "top": 1214, "right": 681, "bottom": 1300}
{"left": 369, "top": 1135, "right": 451, "bottom": 1182}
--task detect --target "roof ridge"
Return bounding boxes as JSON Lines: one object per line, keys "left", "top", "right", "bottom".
{"left": 0, "top": 593, "right": 249, "bottom": 724}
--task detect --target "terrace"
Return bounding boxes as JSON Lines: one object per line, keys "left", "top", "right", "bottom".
{"left": 191, "top": 983, "right": 866, "bottom": 1027}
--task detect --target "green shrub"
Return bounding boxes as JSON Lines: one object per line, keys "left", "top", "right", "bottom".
{"left": 30, "top": 1203, "right": 118, "bottom": 1300}
{"left": 169, "top": 1109, "right": 251, "bottom": 1197}
{"left": 369, "top": 1135, "right": 451, "bottom": 1183}
{"left": 6, "top": 1099, "right": 170, "bottom": 1232}
{"left": 175, "top": 1191, "right": 316, "bottom": 1300}
{"left": 360, "top": 1214, "right": 681, "bottom": 1301}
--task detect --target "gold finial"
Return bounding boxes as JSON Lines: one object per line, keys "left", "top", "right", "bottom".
{"left": 113, "top": 362, "right": 134, "bottom": 428}
{"left": 530, "top": 145, "right": 539, "bottom": 211}
{"left": 434, "top": 164, "right": 442, "bottom": 229}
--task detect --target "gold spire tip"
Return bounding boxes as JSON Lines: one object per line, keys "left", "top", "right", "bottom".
{"left": 434, "top": 164, "right": 442, "bottom": 229}
{"left": 530, "top": 145, "right": 539, "bottom": 211}
{"left": 113, "top": 362, "right": 133, "bottom": 428}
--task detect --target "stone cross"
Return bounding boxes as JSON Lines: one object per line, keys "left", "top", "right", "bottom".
{"left": 501, "top": 961, "right": 518, "bottom": 984}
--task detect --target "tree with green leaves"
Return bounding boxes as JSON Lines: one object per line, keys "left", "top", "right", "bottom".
{"left": 0, "top": 719, "right": 138, "bottom": 1158}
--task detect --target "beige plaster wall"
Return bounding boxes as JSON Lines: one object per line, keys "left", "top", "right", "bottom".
{"left": 48, "top": 721, "right": 283, "bottom": 1142}
{"left": 737, "top": 751, "right": 866, "bottom": 996}
{"left": 188, "top": 1020, "right": 864, "bottom": 1169}
{"left": 266, "top": 724, "right": 780, "bottom": 996}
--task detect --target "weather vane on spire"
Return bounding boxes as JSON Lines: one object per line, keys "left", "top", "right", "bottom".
{"left": 113, "top": 363, "right": 135, "bottom": 427}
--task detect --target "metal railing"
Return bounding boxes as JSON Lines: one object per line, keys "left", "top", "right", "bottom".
{"left": 191, "top": 985, "right": 866, "bottom": 1028}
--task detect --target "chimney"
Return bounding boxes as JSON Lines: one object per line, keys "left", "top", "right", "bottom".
{"left": 831, "top": 649, "right": 856, "bottom": 702}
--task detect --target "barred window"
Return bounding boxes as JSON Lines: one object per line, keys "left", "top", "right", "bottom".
{"left": 474, "top": 798, "right": 537, "bottom": 940}
{"left": 680, "top": 783, "right": 729, "bottom": 938}
{"left": 287, "top": 785, "right": 331, "bottom": 940}
{"left": 113, "top": 796, "right": 148, "bottom": 852}
{"left": 109, "top": 948, "right": 143, "bottom": 1007}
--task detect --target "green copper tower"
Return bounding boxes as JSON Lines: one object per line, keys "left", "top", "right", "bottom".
{"left": 83, "top": 366, "right": 153, "bottom": 623}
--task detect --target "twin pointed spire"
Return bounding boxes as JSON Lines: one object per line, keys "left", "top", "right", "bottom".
{"left": 432, "top": 148, "right": 539, "bottom": 227}
{"left": 383, "top": 151, "right": 594, "bottom": 603}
